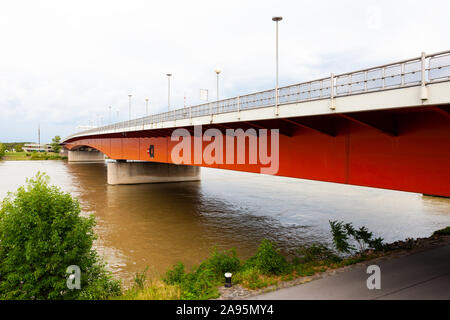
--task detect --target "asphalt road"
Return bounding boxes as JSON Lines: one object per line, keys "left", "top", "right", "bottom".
{"left": 250, "top": 244, "right": 450, "bottom": 300}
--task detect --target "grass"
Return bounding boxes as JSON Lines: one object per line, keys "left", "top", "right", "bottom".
{"left": 116, "top": 278, "right": 181, "bottom": 300}
{"left": 1, "top": 152, "right": 66, "bottom": 161}
{"left": 115, "top": 240, "right": 374, "bottom": 300}
{"left": 115, "top": 225, "right": 450, "bottom": 300}
{"left": 433, "top": 226, "right": 450, "bottom": 236}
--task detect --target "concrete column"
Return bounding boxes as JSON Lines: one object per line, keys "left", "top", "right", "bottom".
{"left": 68, "top": 149, "right": 105, "bottom": 163}
{"left": 107, "top": 161, "right": 201, "bottom": 185}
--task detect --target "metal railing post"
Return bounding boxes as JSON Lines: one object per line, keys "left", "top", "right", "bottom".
{"left": 237, "top": 96, "right": 240, "bottom": 119}
{"left": 364, "top": 71, "right": 368, "bottom": 91}
{"left": 421, "top": 51, "right": 428, "bottom": 101}
{"left": 275, "top": 88, "right": 279, "bottom": 116}
{"left": 421, "top": 52, "right": 426, "bottom": 86}
{"left": 401, "top": 63, "right": 405, "bottom": 86}
{"left": 329, "top": 73, "right": 335, "bottom": 110}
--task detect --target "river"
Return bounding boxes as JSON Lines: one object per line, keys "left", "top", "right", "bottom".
{"left": 0, "top": 160, "right": 449, "bottom": 284}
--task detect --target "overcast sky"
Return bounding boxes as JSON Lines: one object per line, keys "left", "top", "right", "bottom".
{"left": 0, "top": 0, "right": 449, "bottom": 142}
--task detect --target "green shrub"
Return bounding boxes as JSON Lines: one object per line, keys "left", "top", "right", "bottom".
{"left": 30, "top": 152, "right": 40, "bottom": 160}
{"left": 250, "top": 239, "right": 290, "bottom": 275}
{"left": 234, "top": 266, "right": 277, "bottom": 289}
{"left": 202, "top": 247, "right": 241, "bottom": 276}
{"left": 180, "top": 266, "right": 219, "bottom": 300}
{"left": 163, "top": 262, "right": 186, "bottom": 285}
{"left": 0, "top": 143, "right": 5, "bottom": 158}
{"left": 163, "top": 248, "right": 241, "bottom": 300}
{"left": 433, "top": 226, "right": 450, "bottom": 236}
{"left": 296, "top": 244, "right": 341, "bottom": 264}
{"left": 0, "top": 172, "right": 121, "bottom": 300}
{"left": 329, "top": 220, "right": 385, "bottom": 254}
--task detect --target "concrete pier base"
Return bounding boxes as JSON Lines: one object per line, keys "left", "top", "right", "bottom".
{"left": 107, "top": 161, "right": 201, "bottom": 185}
{"left": 68, "top": 149, "right": 105, "bottom": 162}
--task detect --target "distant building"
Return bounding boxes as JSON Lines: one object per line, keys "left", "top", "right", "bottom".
{"left": 23, "top": 144, "right": 54, "bottom": 153}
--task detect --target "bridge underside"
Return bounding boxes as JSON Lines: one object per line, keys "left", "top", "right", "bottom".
{"left": 64, "top": 105, "right": 450, "bottom": 197}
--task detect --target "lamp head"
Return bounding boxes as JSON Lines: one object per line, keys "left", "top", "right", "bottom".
{"left": 272, "top": 16, "right": 283, "bottom": 22}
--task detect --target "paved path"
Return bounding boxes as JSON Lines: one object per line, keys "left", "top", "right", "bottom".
{"left": 250, "top": 244, "right": 450, "bottom": 300}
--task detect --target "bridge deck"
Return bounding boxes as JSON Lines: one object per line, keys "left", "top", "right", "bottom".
{"left": 64, "top": 50, "right": 450, "bottom": 141}
{"left": 62, "top": 51, "right": 450, "bottom": 197}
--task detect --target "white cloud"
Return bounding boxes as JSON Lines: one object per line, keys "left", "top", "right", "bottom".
{"left": 0, "top": 0, "right": 449, "bottom": 142}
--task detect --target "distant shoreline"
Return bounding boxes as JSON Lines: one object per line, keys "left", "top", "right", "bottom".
{"left": 0, "top": 152, "right": 67, "bottom": 161}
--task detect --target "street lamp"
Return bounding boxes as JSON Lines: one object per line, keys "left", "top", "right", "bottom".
{"left": 128, "top": 94, "right": 132, "bottom": 121}
{"left": 108, "top": 106, "right": 112, "bottom": 124}
{"left": 214, "top": 67, "right": 222, "bottom": 102}
{"left": 272, "top": 16, "right": 282, "bottom": 115}
{"left": 145, "top": 98, "right": 149, "bottom": 116}
{"left": 166, "top": 73, "right": 172, "bottom": 111}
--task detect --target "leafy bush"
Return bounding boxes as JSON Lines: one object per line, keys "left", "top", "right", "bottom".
{"left": 30, "top": 152, "right": 40, "bottom": 160}
{"left": 163, "top": 262, "right": 186, "bottom": 285}
{"left": 0, "top": 143, "right": 5, "bottom": 158}
{"left": 433, "top": 226, "right": 450, "bottom": 236}
{"left": 0, "top": 172, "right": 121, "bottom": 300}
{"left": 234, "top": 266, "right": 277, "bottom": 289}
{"left": 250, "top": 239, "right": 290, "bottom": 275}
{"left": 202, "top": 247, "right": 241, "bottom": 276}
{"left": 163, "top": 263, "right": 220, "bottom": 300}
{"left": 296, "top": 243, "right": 341, "bottom": 264}
{"left": 163, "top": 248, "right": 241, "bottom": 300}
{"left": 329, "top": 220, "right": 385, "bottom": 254}
{"left": 180, "top": 266, "right": 219, "bottom": 300}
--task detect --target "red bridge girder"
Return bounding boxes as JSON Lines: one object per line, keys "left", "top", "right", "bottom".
{"left": 64, "top": 105, "right": 450, "bottom": 197}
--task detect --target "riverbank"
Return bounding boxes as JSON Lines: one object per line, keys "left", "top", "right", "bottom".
{"left": 1, "top": 152, "right": 66, "bottom": 161}
{"left": 228, "top": 230, "right": 450, "bottom": 299}
{"left": 249, "top": 236, "right": 450, "bottom": 300}
{"left": 117, "top": 226, "right": 450, "bottom": 300}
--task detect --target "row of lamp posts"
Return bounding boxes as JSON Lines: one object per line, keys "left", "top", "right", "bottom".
{"left": 105, "top": 15, "right": 283, "bottom": 139}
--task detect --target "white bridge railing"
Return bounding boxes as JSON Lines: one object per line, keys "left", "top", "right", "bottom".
{"left": 65, "top": 50, "right": 450, "bottom": 140}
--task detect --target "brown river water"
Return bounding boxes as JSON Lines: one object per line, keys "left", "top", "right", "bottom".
{"left": 0, "top": 160, "right": 449, "bottom": 285}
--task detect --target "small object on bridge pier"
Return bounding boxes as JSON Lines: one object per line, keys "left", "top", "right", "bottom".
{"left": 224, "top": 272, "right": 233, "bottom": 288}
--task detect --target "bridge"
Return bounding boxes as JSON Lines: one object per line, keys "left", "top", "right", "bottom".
{"left": 62, "top": 50, "right": 450, "bottom": 197}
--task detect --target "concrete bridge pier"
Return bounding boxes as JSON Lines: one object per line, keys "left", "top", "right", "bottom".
{"left": 107, "top": 161, "right": 201, "bottom": 185}
{"left": 68, "top": 148, "right": 105, "bottom": 163}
